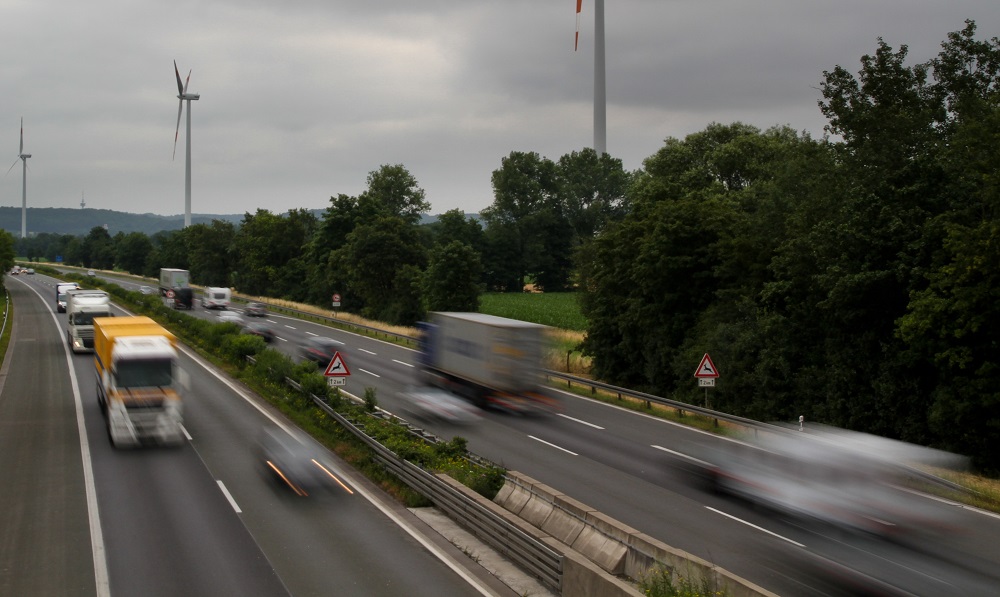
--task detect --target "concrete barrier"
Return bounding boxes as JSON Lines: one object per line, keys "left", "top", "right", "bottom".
{"left": 496, "top": 471, "right": 779, "bottom": 597}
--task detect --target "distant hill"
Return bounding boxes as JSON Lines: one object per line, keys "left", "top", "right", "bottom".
{"left": 1, "top": 207, "right": 244, "bottom": 236}
{"left": 1, "top": 206, "right": 481, "bottom": 237}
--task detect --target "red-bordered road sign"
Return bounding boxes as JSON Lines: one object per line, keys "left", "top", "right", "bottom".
{"left": 324, "top": 352, "right": 351, "bottom": 377}
{"left": 694, "top": 353, "right": 719, "bottom": 378}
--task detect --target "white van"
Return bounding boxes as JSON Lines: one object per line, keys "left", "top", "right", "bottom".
{"left": 202, "top": 287, "right": 232, "bottom": 310}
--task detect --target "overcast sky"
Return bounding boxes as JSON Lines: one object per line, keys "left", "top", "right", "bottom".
{"left": 2, "top": 1, "right": 997, "bottom": 218}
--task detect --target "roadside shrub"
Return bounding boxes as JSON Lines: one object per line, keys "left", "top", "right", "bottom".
{"left": 250, "top": 348, "right": 295, "bottom": 386}
{"left": 222, "top": 333, "right": 266, "bottom": 365}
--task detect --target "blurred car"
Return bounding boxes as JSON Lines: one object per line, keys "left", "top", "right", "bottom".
{"left": 257, "top": 427, "right": 344, "bottom": 497}
{"left": 8, "top": 268, "right": 18, "bottom": 275}
{"left": 245, "top": 302, "right": 268, "bottom": 317}
{"left": 243, "top": 322, "right": 275, "bottom": 342}
{"left": 25, "top": 268, "right": 34, "bottom": 275}
{"left": 299, "top": 336, "right": 342, "bottom": 365}
{"left": 139, "top": 285, "right": 155, "bottom": 295}
{"left": 217, "top": 311, "right": 245, "bottom": 326}
{"left": 399, "top": 386, "right": 481, "bottom": 425}
{"left": 87, "top": 270, "right": 96, "bottom": 276}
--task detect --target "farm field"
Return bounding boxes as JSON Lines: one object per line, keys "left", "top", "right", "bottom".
{"left": 478, "top": 292, "right": 587, "bottom": 331}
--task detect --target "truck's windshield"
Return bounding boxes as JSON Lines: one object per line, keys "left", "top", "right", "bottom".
{"left": 72, "top": 311, "right": 111, "bottom": 325}
{"left": 115, "top": 359, "right": 173, "bottom": 388}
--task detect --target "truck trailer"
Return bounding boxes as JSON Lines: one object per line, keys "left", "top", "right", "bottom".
{"left": 159, "top": 268, "right": 190, "bottom": 296}
{"left": 417, "top": 312, "right": 559, "bottom": 413}
{"left": 66, "top": 289, "right": 112, "bottom": 353}
{"left": 93, "top": 316, "right": 186, "bottom": 447}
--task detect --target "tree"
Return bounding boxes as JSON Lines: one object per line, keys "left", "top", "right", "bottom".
{"left": 357, "top": 164, "right": 431, "bottom": 225}
{"left": 556, "top": 148, "right": 632, "bottom": 241}
{"left": 425, "top": 240, "right": 483, "bottom": 312}
{"left": 115, "top": 232, "right": 154, "bottom": 275}
{"left": 231, "top": 209, "right": 317, "bottom": 298}
{"left": 0, "top": 230, "right": 15, "bottom": 273}
{"left": 482, "top": 151, "right": 573, "bottom": 291}
{"left": 185, "top": 220, "right": 236, "bottom": 287}
{"left": 336, "top": 216, "right": 427, "bottom": 324}
{"left": 81, "top": 226, "right": 115, "bottom": 269}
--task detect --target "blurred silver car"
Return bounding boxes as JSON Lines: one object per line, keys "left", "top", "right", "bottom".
{"left": 257, "top": 427, "right": 350, "bottom": 497}
{"left": 217, "top": 311, "right": 245, "bottom": 326}
{"left": 399, "top": 386, "right": 481, "bottom": 425}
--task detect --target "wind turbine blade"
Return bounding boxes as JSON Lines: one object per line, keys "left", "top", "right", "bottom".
{"left": 19, "top": 117, "right": 23, "bottom": 154}
{"left": 5, "top": 159, "right": 19, "bottom": 176}
{"left": 183, "top": 69, "right": 191, "bottom": 95}
{"left": 174, "top": 60, "right": 184, "bottom": 95}
{"left": 173, "top": 99, "right": 183, "bottom": 160}
{"left": 575, "top": 0, "right": 582, "bottom": 51}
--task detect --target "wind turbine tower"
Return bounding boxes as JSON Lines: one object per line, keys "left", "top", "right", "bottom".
{"left": 6, "top": 118, "right": 32, "bottom": 238}
{"left": 173, "top": 60, "right": 200, "bottom": 228}
{"left": 576, "top": 0, "right": 607, "bottom": 155}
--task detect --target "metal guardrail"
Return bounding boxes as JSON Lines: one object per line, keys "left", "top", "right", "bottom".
{"left": 313, "top": 398, "right": 564, "bottom": 592}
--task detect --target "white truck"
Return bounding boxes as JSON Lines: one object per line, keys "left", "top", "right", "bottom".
{"left": 66, "top": 289, "right": 112, "bottom": 353}
{"left": 56, "top": 282, "right": 81, "bottom": 313}
{"left": 416, "top": 312, "right": 559, "bottom": 413}
{"left": 94, "top": 316, "right": 186, "bottom": 447}
{"left": 202, "top": 286, "right": 232, "bottom": 310}
{"left": 159, "top": 268, "right": 190, "bottom": 296}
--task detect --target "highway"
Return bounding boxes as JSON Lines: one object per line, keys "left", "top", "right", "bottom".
{"left": 0, "top": 273, "right": 512, "bottom": 597}
{"left": 15, "top": 269, "right": 1000, "bottom": 595}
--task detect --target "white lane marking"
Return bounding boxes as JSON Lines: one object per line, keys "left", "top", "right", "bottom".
{"left": 217, "top": 481, "right": 243, "bottom": 513}
{"left": 305, "top": 331, "right": 318, "bottom": 336}
{"left": 283, "top": 324, "right": 297, "bottom": 330}
{"left": 556, "top": 413, "right": 604, "bottom": 429}
{"left": 358, "top": 368, "right": 381, "bottom": 378}
{"left": 359, "top": 348, "right": 376, "bottom": 355}
{"left": 180, "top": 425, "right": 193, "bottom": 441}
{"left": 392, "top": 359, "right": 414, "bottom": 368}
{"left": 529, "top": 435, "right": 578, "bottom": 456}
{"left": 705, "top": 507, "right": 804, "bottom": 547}
{"left": 276, "top": 336, "right": 287, "bottom": 342}
{"left": 23, "top": 280, "right": 111, "bottom": 597}
{"left": 651, "top": 444, "right": 714, "bottom": 468}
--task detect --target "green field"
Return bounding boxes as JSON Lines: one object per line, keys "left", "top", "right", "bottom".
{"left": 479, "top": 292, "right": 588, "bottom": 331}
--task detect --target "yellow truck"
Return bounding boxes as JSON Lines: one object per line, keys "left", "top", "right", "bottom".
{"left": 93, "top": 316, "right": 186, "bottom": 447}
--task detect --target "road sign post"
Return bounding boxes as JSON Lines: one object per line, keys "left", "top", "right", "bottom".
{"left": 323, "top": 351, "right": 350, "bottom": 387}
{"left": 694, "top": 353, "right": 719, "bottom": 411}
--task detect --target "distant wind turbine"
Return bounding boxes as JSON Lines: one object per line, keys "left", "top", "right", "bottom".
{"left": 173, "top": 60, "right": 200, "bottom": 228}
{"left": 575, "top": 0, "right": 606, "bottom": 155}
{"left": 5, "top": 118, "right": 32, "bottom": 238}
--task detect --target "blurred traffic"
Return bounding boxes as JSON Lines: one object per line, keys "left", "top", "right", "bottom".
{"left": 257, "top": 426, "right": 353, "bottom": 497}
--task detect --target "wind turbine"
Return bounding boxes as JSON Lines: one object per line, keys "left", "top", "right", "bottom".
{"left": 575, "top": 0, "right": 606, "bottom": 156}
{"left": 173, "top": 60, "right": 200, "bottom": 228}
{"left": 5, "top": 118, "right": 31, "bottom": 238}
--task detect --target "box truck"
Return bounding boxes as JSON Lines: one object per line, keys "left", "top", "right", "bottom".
{"left": 93, "top": 316, "right": 186, "bottom": 447}
{"left": 159, "top": 268, "right": 190, "bottom": 296}
{"left": 56, "top": 282, "right": 81, "bottom": 313}
{"left": 417, "top": 312, "right": 559, "bottom": 413}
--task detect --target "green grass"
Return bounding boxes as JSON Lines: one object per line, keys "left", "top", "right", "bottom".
{"left": 479, "top": 292, "right": 588, "bottom": 331}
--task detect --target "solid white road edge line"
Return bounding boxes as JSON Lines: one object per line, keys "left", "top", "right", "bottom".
{"left": 26, "top": 281, "right": 111, "bottom": 597}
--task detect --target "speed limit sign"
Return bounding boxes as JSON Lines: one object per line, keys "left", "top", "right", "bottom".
{"left": 332, "top": 293, "right": 341, "bottom": 307}
{"left": 167, "top": 289, "right": 175, "bottom": 299}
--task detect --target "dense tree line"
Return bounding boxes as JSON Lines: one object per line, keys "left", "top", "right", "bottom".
{"left": 580, "top": 21, "right": 999, "bottom": 473}
{"left": 11, "top": 22, "right": 996, "bottom": 472}
{"left": 15, "top": 152, "right": 629, "bottom": 325}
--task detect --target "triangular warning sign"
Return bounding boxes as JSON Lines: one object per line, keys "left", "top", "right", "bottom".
{"left": 324, "top": 352, "right": 351, "bottom": 377}
{"left": 694, "top": 353, "right": 719, "bottom": 378}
